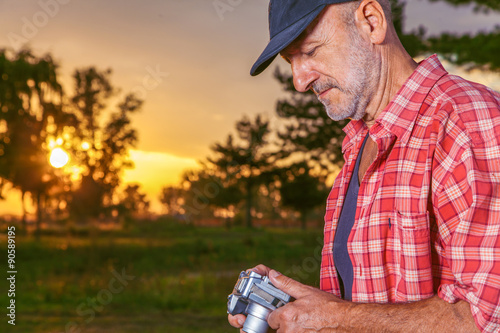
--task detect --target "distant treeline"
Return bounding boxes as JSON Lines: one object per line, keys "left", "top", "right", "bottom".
{"left": 1, "top": 0, "right": 499, "bottom": 231}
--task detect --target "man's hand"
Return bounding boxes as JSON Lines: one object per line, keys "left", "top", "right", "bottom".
{"left": 227, "top": 264, "right": 347, "bottom": 332}
{"left": 266, "top": 269, "right": 349, "bottom": 332}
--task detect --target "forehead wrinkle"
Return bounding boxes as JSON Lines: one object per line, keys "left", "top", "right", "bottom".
{"left": 279, "top": 5, "right": 343, "bottom": 62}
{"left": 280, "top": 26, "right": 322, "bottom": 60}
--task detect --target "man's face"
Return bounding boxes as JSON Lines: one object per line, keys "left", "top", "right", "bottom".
{"left": 280, "top": 5, "right": 380, "bottom": 121}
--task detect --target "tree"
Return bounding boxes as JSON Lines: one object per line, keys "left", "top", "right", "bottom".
{"left": 206, "top": 114, "right": 277, "bottom": 227}
{"left": 393, "top": 0, "right": 500, "bottom": 71}
{"left": 428, "top": 0, "right": 500, "bottom": 13}
{"left": 119, "top": 184, "right": 150, "bottom": 221}
{"left": 0, "top": 49, "right": 69, "bottom": 232}
{"left": 279, "top": 162, "right": 329, "bottom": 230}
{"left": 160, "top": 186, "right": 186, "bottom": 217}
{"left": 180, "top": 168, "right": 241, "bottom": 222}
{"left": 68, "top": 67, "right": 142, "bottom": 221}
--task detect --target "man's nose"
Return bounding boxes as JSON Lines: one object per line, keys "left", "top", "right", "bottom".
{"left": 291, "top": 59, "right": 318, "bottom": 93}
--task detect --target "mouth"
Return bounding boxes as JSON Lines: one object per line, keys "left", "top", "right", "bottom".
{"left": 317, "top": 87, "right": 333, "bottom": 98}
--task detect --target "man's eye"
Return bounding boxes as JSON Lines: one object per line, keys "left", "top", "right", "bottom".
{"left": 305, "top": 47, "right": 317, "bottom": 57}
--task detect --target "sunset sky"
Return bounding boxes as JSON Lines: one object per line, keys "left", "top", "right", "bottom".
{"left": 0, "top": 0, "right": 499, "bottom": 215}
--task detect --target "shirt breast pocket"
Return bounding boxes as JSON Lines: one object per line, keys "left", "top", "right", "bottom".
{"left": 392, "top": 211, "right": 434, "bottom": 302}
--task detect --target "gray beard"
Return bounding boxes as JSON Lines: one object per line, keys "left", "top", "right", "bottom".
{"left": 320, "top": 92, "right": 366, "bottom": 121}
{"left": 316, "top": 32, "right": 380, "bottom": 122}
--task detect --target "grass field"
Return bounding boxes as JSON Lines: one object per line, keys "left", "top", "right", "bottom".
{"left": 0, "top": 219, "right": 324, "bottom": 333}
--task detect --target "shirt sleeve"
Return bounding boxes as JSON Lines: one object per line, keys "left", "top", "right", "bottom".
{"left": 434, "top": 128, "right": 500, "bottom": 332}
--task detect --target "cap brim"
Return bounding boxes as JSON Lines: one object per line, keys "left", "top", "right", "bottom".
{"left": 250, "top": 5, "right": 326, "bottom": 76}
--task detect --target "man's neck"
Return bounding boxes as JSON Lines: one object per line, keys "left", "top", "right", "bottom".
{"left": 363, "top": 46, "right": 418, "bottom": 129}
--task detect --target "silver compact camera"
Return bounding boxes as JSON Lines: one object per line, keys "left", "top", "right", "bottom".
{"left": 227, "top": 271, "right": 292, "bottom": 333}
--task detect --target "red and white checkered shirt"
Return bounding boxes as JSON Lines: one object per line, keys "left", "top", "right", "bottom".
{"left": 320, "top": 55, "right": 500, "bottom": 332}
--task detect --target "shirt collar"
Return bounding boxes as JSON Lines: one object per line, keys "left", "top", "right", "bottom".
{"left": 341, "top": 54, "right": 448, "bottom": 153}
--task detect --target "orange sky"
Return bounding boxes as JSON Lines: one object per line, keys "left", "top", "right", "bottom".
{"left": 0, "top": 0, "right": 499, "bottom": 215}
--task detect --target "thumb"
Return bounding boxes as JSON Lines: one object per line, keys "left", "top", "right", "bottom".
{"left": 269, "top": 270, "right": 310, "bottom": 299}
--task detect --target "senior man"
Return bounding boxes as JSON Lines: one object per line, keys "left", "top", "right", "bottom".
{"left": 229, "top": 0, "right": 500, "bottom": 332}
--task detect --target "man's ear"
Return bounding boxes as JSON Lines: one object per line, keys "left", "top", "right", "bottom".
{"left": 355, "top": 0, "right": 388, "bottom": 45}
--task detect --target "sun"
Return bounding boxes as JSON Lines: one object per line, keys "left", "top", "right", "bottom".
{"left": 49, "top": 148, "right": 70, "bottom": 168}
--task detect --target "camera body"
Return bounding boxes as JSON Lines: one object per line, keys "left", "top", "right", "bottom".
{"left": 227, "top": 271, "right": 291, "bottom": 333}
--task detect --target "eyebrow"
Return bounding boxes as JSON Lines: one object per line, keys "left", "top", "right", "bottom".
{"left": 279, "top": 37, "right": 319, "bottom": 65}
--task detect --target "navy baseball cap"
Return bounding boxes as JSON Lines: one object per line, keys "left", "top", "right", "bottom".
{"left": 250, "top": 0, "right": 356, "bottom": 76}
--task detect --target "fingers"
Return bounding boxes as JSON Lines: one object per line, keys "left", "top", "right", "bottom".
{"left": 228, "top": 314, "right": 246, "bottom": 329}
{"left": 267, "top": 307, "right": 282, "bottom": 331}
{"left": 248, "top": 264, "right": 272, "bottom": 276}
{"left": 268, "top": 270, "right": 311, "bottom": 299}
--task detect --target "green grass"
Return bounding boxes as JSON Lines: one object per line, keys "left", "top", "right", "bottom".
{"left": 0, "top": 219, "right": 323, "bottom": 332}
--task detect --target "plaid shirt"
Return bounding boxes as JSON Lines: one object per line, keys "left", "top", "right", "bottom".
{"left": 320, "top": 55, "right": 500, "bottom": 332}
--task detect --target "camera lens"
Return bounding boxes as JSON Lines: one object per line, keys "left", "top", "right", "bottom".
{"left": 243, "top": 302, "right": 272, "bottom": 333}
